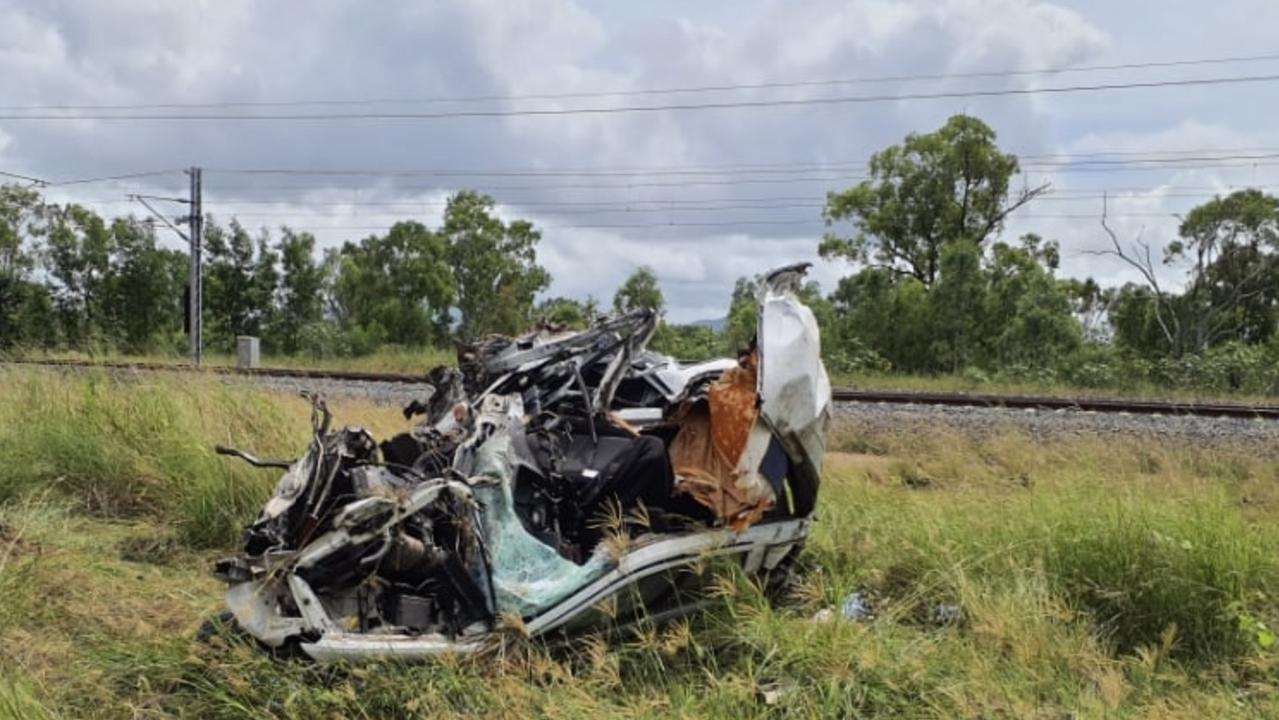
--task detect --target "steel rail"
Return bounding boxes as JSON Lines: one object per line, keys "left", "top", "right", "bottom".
{"left": 830, "top": 389, "right": 1279, "bottom": 420}
{"left": 5, "top": 358, "right": 1279, "bottom": 420}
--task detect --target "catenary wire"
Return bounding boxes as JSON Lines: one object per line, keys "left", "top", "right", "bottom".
{"left": 4, "top": 51, "right": 1279, "bottom": 111}
{"left": 2, "top": 74, "right": 1279, "bottom": 121}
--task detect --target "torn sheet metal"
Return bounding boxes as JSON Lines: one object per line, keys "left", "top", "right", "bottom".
{"left": 669, "top": 351, "right": 779, "bottom": 530}
{"left": 212, "top": 263, "right": 831, "bottom": 661}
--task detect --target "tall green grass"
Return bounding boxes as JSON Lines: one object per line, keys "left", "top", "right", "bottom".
{"left": 0, "top": 369, "right": 305, "bottom": 547}
{"left": 0, "top": 679, "right": 59, "bottom": 720}
{"left": 820, "top": 425, "right": 1279, "bottom": 662}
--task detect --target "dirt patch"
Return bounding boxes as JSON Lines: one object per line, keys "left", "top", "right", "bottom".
{"left": 118, "top": 532, "right": 182, "bottom": 566}
{"left": 0, "top": 521, "right": 36, "bottom": 558}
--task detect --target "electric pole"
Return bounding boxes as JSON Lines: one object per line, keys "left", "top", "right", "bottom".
{"left": 128, "top": 166, "right": 204, "bottom": 366}
{"left": 187, "top": 166, "right": 203, "bottom": 366}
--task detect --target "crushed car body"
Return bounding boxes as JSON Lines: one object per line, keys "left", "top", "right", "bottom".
{"left": 214, "top": 263, "right": 831, "bottom": 662}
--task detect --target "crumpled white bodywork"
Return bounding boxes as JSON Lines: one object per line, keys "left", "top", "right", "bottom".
{"left": 758, "top": 267, "right": 832, "bottom": 483}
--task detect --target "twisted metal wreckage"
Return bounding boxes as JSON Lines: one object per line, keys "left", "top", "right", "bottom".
{"left": 214, "top": 263, "right": 832, "bottom": 662}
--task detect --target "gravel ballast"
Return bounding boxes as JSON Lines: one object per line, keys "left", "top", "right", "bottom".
{"left": 832, "top": 400, "right": 1279, "bottom": 445}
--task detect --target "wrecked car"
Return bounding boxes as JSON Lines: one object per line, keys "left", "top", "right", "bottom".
{"left": 213, "top": 263, "right": 831, "bottom": 662}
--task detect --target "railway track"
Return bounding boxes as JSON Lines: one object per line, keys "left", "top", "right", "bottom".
{"left": 830, "top": 388, "right": 1279, "bottom": 420}
{"left": 5, "top": 358, "right": 1279, "bottom": 421}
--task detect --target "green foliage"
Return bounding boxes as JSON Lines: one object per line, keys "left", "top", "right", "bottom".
{"left": 722, "top": 276, "right": 758, "bottom": 353}
{"left": 821, "top": 114, "right": 1031, "bottom": 287}
{"left": 0, "top": 184, "right": 561, "bottom": 359}
{"left": 44, "top": 204, "right": 112, "bottom": 346}
{"left": 0, "top": 184, "right": 43, "bottom": 277}
{"left": 985, "top": 235, "right": 1081, "bottom": 369}
{"left": 1036, "top": 493, "right": 1268, "bottom": 659}
{"left": 651, "top": 323, "right": 720, "bottom": 360}
{"left": 927, "top": 240, "right": 985, "bottom": 371}
{"left": 295, "top": 320, "right": 386, "bottom": 360}
{"left": 0, "top": 185, "right": 49, "bottom": 349}
{"left": 5, "top": 119, "right": 1276, "bottom": 399}
{"left": 330, "top": 221, "right": 453, "bottom": 347}
{"left": 105, "top": 218, "right": 187, "bottom": 353}
{"left": 442, "top": 191, "right": 550, "bottom": 339}
{"left": 818, "top": 118, "right": 1081, "bottom": 377}
{"left": 820, "top": 427, "right": 1279, "bottom": 663}
{"left": 535, "top": 296, "right": 596, "bottom": 329}
{"left": 201, "top": 220, "right": 278, "bottom": 352}
{"left": 1064, "top": 340, "right": 1279, "bottom": 395}
{"left": 1109, "top": 189, "right": 1279, "bottom": 361}
{"left": 612, "top": 265, "right": 665, "bottom": 315}
{"left": 824, "top": 234, "right": 1080, "bottom": 376}
{"left": 271, "top": 229, "right": 326, "bottom": 354}
{"left": 1173, "top": 189, "right": 1279, "bottom": 351}
{"left": 0, "top": 678, "right": 58, "bottom": 720}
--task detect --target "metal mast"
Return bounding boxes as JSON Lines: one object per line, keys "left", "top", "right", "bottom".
{"left": 187, "top": 166, "right": 203, "bottom": 366}
{"left": 128, "top": 166, "right": 203, "bottom": 366}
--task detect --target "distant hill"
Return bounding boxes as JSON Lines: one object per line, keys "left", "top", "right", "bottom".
{"left": 685, "top": 316, "right": 726, "bottom": 332}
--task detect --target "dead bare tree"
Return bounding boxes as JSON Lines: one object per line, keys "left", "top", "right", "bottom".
{"left": 1083, "top": 194, "right": 1182, "bottom": 354}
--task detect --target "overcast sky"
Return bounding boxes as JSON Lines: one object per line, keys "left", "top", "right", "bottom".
{"left": 3, "top": 0, "right": 1278, "bottom": 321}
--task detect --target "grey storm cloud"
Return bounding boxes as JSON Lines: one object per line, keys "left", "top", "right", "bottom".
{"left": 1, "top": 0, "right": 1278, "bottom": 320}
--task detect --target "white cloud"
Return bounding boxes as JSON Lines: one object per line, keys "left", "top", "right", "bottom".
{"left": 1, "top": 0, "right": 1274, "bottom": 321}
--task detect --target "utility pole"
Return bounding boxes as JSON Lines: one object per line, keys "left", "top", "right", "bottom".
{"left": 187, "top": 166, "right": 203, "bottom": 366}
{"left": 128, "top": 165, "right": 203, "bottom": 366}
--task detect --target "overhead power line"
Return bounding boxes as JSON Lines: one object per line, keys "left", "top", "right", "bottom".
{"left": 231, "top": 212, "right": 1193, "bottom": 234}
{"left": 3, "top": 51, "right": 1279, "bottom": 112}
{"left": 68, "top": 193, "right": 1241, "bottom": 221}
{"left": 199, "top": 162, "right": 1279, "bottom": 195}
{"left": 206, "top": 144, "right": 1279, "bottom": 179}
{"left": 71, "top": 185, "right": 1279, "bottom": 211}
{"left": 4, "top": 74, "right": 1279, "bottom": 121}
{"left": 207, "top": 151, "right": 1279, "bottom": 179}
{"left": 15, "top": 146, "right": 1279, "bottom": 194}
{"left": 49, "top": 169, "right": 184, "bottom": 186}
{"left": 0, "top": 169, "right": 48, "bottom": 185}
{"left": 202, "top": 175, "right": 874, "bottom": 193}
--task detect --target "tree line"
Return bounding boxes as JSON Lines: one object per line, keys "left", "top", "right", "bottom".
{"left": 810, "top": 115, "right": 1279, "bottom": 392}
{"left": 2, "top": 114, "right": 1277, "bottom": 393}
{"left": 0, "top": 190, "right": 552, "bottom": 357}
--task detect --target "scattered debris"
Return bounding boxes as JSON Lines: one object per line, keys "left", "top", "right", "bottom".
{"left": 810, "top": 591, "right": 874, "bottom": 624}
{"left": 841, "top": 591, "right": 873, "bottom": 620}
{"left": 932, "top": 603, "right": 965, "bottom": 626}
{"left": 212, "top": 264, "right": 832, "bottom": 662}
{"left": 756, "top": 680, "right": 795, "bottom": 705}
{"left": 809, "top": 607, "right": 836, "bottom": 624}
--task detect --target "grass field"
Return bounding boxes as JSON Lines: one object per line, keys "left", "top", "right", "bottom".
{"left": 1, "top": 368, "right": 1278, "bottom": 718}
